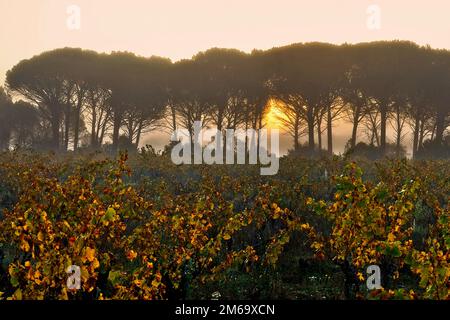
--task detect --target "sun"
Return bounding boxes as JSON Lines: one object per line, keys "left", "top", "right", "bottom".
{"left": 265, "top": 99, "right": 287, "bottom": 130}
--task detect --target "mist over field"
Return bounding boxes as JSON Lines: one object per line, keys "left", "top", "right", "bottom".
{"left": 0, "top": 0, "right": 449, "bottom": 305}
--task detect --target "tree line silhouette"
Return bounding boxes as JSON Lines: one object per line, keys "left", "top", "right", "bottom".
{"left": 0, "top": 41, "right": 449, "bottom": 158}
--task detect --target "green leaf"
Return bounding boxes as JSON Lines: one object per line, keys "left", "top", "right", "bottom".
{"left": 438, "top": 215, "right": 448, "bottom": 225}
{"left": 391, "top": 245, "right": 401, "bottom": 257}
{"left": 10, "top": 276, "right": 19, "bottom": 287}
{"left": 385, "top": 244, "right": 401, "bottom": 257}
{"left": 445, "top": 236, "right": 450, "bottom": 250}
{"left": 108, "top": 270, "right": 122, "bottom": 286}
{"left": 13, "top": 288, "right": 22, "bottom": 300}
{"left": 102, "top": 207, "right": 116, "bottom": 222}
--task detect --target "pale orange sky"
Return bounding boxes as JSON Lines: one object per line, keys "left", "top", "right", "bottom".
{"left": 1, "top": 0, "right": 449, "bottom": 155}
{"left": 2, "top": 0, "right": 450, "bottom": 86}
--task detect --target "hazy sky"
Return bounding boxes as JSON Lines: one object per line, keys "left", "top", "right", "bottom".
{"left": 2, "top": 0, "right": 450, "bottom": 86}
{"left": 1, "top": 0, "right": 449, "bottom": 154}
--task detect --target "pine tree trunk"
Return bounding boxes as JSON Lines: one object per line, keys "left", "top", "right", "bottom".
{"left": 412, "top": 115, "right": 420, "bottom": 159}
{"left": 294, "top": 115, "right": 300, "bottom": 152}
{"left": 380, "top": 103, "right": 387, "bottom": 155}
{"left": 307, "top": 107, "right": 315, "bottom": 152}
{"left": 90, "top": 107, "right": 97, "bottom": 148}
{"left": 64, "top": 104, "right": 71, "bottom": 151}
{"left": 112, "top": 111, "right": 122, "bottom": 154}
{"left": 327, "top": 105, "right": 333, "bottom": 155}
{"left": 435, "top": 109, "right": 446, "bottom": 143}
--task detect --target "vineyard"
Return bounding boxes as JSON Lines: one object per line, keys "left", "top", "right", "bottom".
{"left": 0, "top": 150, "right": 448, "bottom": 300}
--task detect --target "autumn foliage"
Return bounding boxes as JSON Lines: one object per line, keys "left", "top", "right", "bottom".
{"left": 0, "top": 151, "right": 448, "bottom": 300}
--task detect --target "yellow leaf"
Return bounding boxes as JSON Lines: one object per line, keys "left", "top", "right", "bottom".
{"left": 388, "top": 233, "right": 395, "bottom": 242}
{"left": 151, "top": 279, "right": 160, "bottom": 288}
{"left": 223, "top": 233, "right": 231, "bottom": 240}
{"left": 357, "top": 272, "right": 364, "bottom": 281}
{"left": 133, "top": 279, "right": 142, "bottom": 286}
{"left": 20, "top": 240, "right": 30, "bottom": 252}
{"left": 80, "top": 266, "right": 89, "bottom": 282}
{"left": 13, "top": 288, "right": 22, "bottom": 300}
{"left": 300, "top": 223, "right": 310, "bottom": 230}
{"left": 84, "top": 247, "right": 95, "bottom": 262}
{"left": 60, "top": 288, "right": 69, "bottom": 300}
{"left": 92, "top": 258, "right": 100, "bottom": 269}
